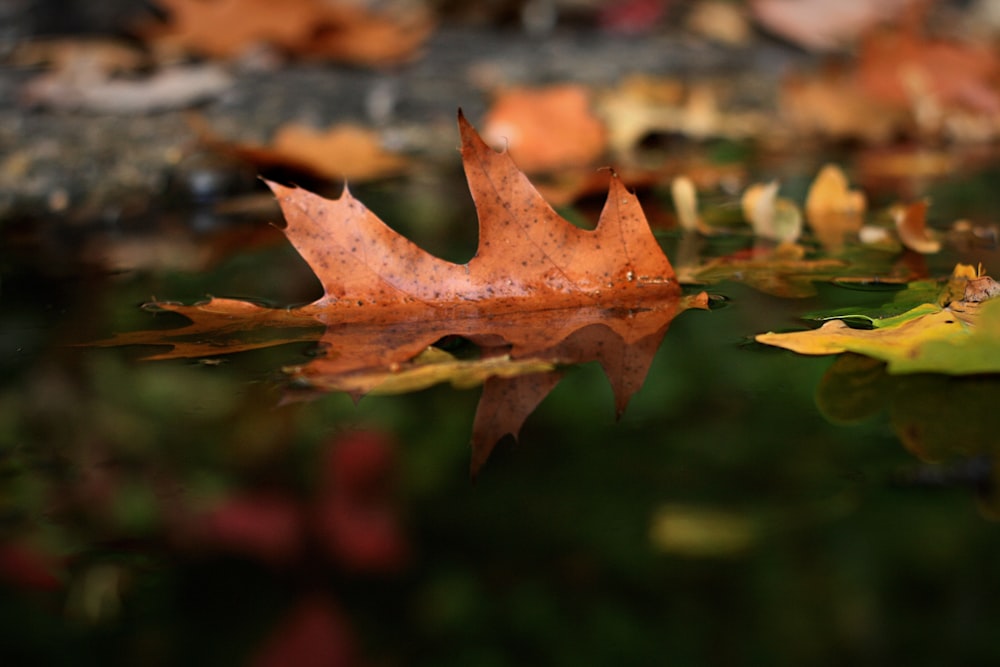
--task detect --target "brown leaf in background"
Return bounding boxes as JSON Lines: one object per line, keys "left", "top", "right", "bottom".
{"left": 858, "top": 23, "right": 1000, "bottom": 117}
{"left": 892, "top": 200, "right": 941, "bottom": 253}
{"left": 222, "top": 122, "right": 409, "bottom": 182}
{"left": 780, "top": 65, "right": 905, "bottom": 143}
{"left": 482, "top": 85, "right": 607, "bottom": 172}
{"left": 598, "top": 75, "right": 766, "bottom": 151}
{"left": 781, "top": 14, "right": 1000, "bottom": 142}
{"left": 142, "top": 0, "right": 432, "bottom": 65}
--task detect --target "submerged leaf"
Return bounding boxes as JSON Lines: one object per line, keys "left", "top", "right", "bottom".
{"left": 294, "top": 347, "right": 555, "bottom": 396}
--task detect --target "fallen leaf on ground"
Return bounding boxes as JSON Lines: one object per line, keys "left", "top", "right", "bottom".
{"left": 21, "top": 62, "right": 231, "bottom": 113}
{"left": 741, "top": 181, "right": 802, "bottom": 242}
{"left": 481, "top": 85, "right": 607, "bottom": 173}
{"left": 780, "top": 65, "right": 905, "bottom": 143}
{"left": 677, "top": 239, "right": 923, "bottom": 298}
{"left": 858, "top": 23, "right": 1000, "bottom": 118}
{"left": 678, "top": 243, "right": 847, "bottom": 298}
{"left": 597, "top": 75, "right": 766, "bottom": 152}
{"left": 780, "top": 15, "right": 1000, "bottom": 143}
{"left": 891, "top": 200, "right": 940, "bottom": 253}
{"left": 214, "top": 122, "right": 409, "bottom": 182}
{"left": 803, "top": 278, "right": 941, "bottom": 326}
{"left": 756, "top": 265, "right": 1000, "bottom": 374}
{"left": 805, "top": 164, "right": 866, "bottom": 250}
{"left": 686, "top": 0, "right": 751, "bottom": 46}
{"left": 141, "top": 0, "right": 433, "bottom": 65}
{"left": 671, "top": 175, "right": 707, "bottom": 234}
{"left": 11, "top": 38, "right": 147, "bottom": 73}
{"left": 93, "top": 112, "right": 702, "bottom": 471}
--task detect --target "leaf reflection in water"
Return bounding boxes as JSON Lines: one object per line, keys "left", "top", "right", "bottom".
{"left": 816, "top": 353, "right": 1000, "bottom": 517}
{"left": 92, "top": 294, "right": 708, "bottom": 474}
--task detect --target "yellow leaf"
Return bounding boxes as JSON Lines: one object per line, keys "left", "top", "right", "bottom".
{"left": 804, "top": 164, "right": 866, "bottom": 249}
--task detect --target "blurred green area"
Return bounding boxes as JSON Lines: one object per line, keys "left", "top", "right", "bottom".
{"left": 3, "top": 172, "right": 1000, "bottom": 667}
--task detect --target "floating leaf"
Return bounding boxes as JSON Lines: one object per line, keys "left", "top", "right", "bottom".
{"left": 757, "top": 294, "right": 1000, "bottom": 374}
{"left": 741, "top": 181, "right": 802, "bottom": 242}
{"left": 93, "top": 112, "right": 702, "bottom": 471}
{"left": 805, "top": 164, "right": 866, "bottom": 250}
{"left": 892, "top": 200, "right": 940, "bottom": 254}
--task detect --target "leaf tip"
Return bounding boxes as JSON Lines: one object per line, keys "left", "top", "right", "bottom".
{"left": 457, "top": 107, "right": 491, "bottom": 155}
{"left": 263, "top": 178, "right": 294, "bottom": 199}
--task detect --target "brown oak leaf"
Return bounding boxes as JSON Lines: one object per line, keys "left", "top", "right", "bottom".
{"left": 93, "top": 112, "right": 698, "bottom": 470}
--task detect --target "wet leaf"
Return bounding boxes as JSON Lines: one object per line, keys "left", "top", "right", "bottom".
{"left": 678, "top": 243, "right": 850, "bottom": 298}
{"left": 804, "top": 279, "right": 941, "bottom": 325}
{"left": 892, "top": 200, "right": 940, "bottom": 254}
{"left": 804, "top": 164, "right": 866, "bottom": 250}
{"left": 95, "top": 113, "right": 702, "bottom": 471}
{"left": 297, "top": 347, "right": 556, "bottom": 396}
{"left": 670, "top": 175, "right": 710, "bottom": 234}
{"left": 270, "top": 111, "right": 678, "bottom": 315}
{"left": 756, "top": 268, "right": 1000, "bottom": 374}
{"left": 741, "top": 181, "right": 802, "bottom": 242}
{"left": 91, "top": 299, "right": 324, "bottom": 360}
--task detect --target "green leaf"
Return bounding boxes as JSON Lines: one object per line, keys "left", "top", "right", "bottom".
{"left": 756, "top": 298, "right": 1000, "bottom": 375}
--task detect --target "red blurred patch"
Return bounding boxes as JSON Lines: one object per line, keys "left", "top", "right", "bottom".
{"left": 599, "top": 0, "right": 669, "bottom": 34}
{"left": 0, "top": 541, "right": 63, "bottom": 591}
{"left": 252, "top": 595, "right": 358, "bottom": 667}
{"left": 316, "top": 431, "right": 408, "bottom": 573}
{"left": 201, "top": 492, "right": 304, "bottom": 564}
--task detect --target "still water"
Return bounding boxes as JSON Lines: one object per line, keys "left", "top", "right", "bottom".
{"left": 3, "top": 160, "right": 1000, "bottom": 666}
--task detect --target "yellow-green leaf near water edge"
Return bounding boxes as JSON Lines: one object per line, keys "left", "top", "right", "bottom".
{"left": 756, "top": 298, "right": 1000, "bottom": 374}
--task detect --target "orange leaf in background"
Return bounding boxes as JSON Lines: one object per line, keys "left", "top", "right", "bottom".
{"left": 300, "top": 5, "right": 433, "bottom": 66}
{"left": 224, "top": 123, "right": 409, "bottom": 182}
{"left": 892, "top": 200, "right": 941, "bottom": 254}
{"left": 858, "top": 24, "right": 1000, "bottom": 116}
{"left": 141, "top": 0, "right": 302, "bottom": 58}
{"left": 95, "top": 112, "right": 698, "bottom": 471}
{"left": 780, "top": 66, "right": 905, "bottom": 143}
{"left": 482, "top": 85, "right": 607, "bottom": 173}
{"left": 805, "top": 164, "right": 866, "bottom": 250}
{"left": 142, "top": 0, "right": 432, "bottom": 65}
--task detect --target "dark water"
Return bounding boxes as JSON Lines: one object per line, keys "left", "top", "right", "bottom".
{"left": 3, "top": 164, "right": 1000, "bottom": 666}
